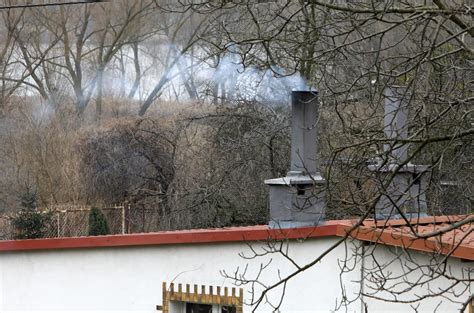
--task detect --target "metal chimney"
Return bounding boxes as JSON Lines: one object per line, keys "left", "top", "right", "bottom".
{"left": 369, "top": 86, "right": 430, "bottom": 219}
{"left": 265, "top": 90, "right": 326, "bottom": 228}
{"left": 289, "top": 91, "right": 319, "bottom": 175}
{"left": 383, "top": 87, "right": 409, "bottom": 163}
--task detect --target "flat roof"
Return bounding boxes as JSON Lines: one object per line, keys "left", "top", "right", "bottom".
{"left": 0, "top": 215, "right": 472, "bottom": 261}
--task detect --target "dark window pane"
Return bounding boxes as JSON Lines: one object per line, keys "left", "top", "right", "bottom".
{"left": 222, "top": 306, "right": 236, "bottom": 313}
{"left": 186, "top": 302, "right": 212, "bottom": 313}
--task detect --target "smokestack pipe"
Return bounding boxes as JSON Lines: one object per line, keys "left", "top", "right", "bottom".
{"left": 289, "top": 91, "right": 319, "bottom": 175}
{"left": 383, "top": 87, "right": 409, "bottom": 164}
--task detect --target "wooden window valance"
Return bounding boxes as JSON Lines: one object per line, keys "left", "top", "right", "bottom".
{"left": 159, "top": 282, "right": 243, "bottom": 313}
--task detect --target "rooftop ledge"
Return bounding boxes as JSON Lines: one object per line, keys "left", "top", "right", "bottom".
{"left": 0, "top": 222, "right": 345, "bottom": 252}
{"left": 0, "top": 215, "right": 472, "bottom": 261}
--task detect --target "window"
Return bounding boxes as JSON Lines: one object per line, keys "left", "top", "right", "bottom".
{"left": 186, "top": 303, "right": 212, "bottom": 313}
{"left": 158, "top": 282, "right": 243, "bottom": 313}
{"left": 185, "top": 302, "right": 236, "bottom": 313}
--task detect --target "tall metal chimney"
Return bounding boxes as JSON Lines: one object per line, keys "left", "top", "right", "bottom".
{"left": 369, "top": 87, "right": 430, "bottom": 219}
{"left": 289, "top": 91, "right": 319, "bottom": 175}
{"left": 265, "top": 91, "right": 326, "bottom": 228}
{"left": 383, "top": 87, "right": 409, "bottom": 164}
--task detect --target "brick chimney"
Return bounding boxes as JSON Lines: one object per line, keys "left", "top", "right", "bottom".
{"left": 265, "top": 91, "right": 326, "bottom": 228}
{"left": 369, "top": 87, "right": 430, "bottom": 219}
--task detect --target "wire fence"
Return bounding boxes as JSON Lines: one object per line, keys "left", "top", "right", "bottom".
{"left": 0, "top": 204, "right": 162, "bottom": 240}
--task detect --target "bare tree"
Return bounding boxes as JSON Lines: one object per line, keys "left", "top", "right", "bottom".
{"left": 138, "top": 2, "right": 212, "bottom": 115}
{"left": 164, "top": 0, "right": 473, "bottom": 311}
{"left": 0, "top": 4, "right": 471, "bottom": 311}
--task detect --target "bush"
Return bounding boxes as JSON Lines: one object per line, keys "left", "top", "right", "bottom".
{"left": 12, "top": 188, "right": 52, "bottom": 239}
{"left": 76, "top": 118, "right": 175, "bottom": 207}
{"left": 12, "top": 209, "right": 52, "bottom": 239}
{"left": 88, "top": 207, "right": 110, "bottom": 236}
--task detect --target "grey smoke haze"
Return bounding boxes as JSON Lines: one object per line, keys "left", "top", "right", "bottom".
{"left": 101, "top": 46, "right": 311, "bottom": 105}
{"left": 18, "top": 44, "right": 311, "bottom": 114}
{"left": 199, "top": 54, "right": 310, "bottom": 103}
{"left": 32, "top": 101, "right": 55, "bottom": 124}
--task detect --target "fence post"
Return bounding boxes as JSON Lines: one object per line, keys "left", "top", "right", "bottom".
{"left": 127, "top": 202, "right": 131, "bottom": 234}
{"left": 121, "top": 203, "right": 126, "bottom": 235}
{"left": 56, "top": 211, "right": 60, "bottom": 237}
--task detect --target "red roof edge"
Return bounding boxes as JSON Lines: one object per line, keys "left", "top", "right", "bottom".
{"left": 362, "top": 215, "right": 470, "bottom": 227}
{"left": 346, "top": 225, "right": 474, "bottom": 261}
{"left": 0, "top": 224, "right": 341, "bottom": 252}
{"left": 342, "top": 214, "right": 474, "bottom": 261}
{"left": 0, "top": 216, "right": 471, "bottom": 261}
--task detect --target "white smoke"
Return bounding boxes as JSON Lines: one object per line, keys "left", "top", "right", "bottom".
{"left": 196, "top": 54, "right": 311, "bottom": 104}
{"left": 92, "top": 46, "right": 313, "bottom": 105}
{"left": 32, "top": 101, "right": 55, "bottom": 124}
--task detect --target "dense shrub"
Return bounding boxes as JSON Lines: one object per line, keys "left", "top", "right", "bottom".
{"left": 88, "top": 207, "right": 110, "bottom": 236}
{"left": 11, "top": 188, "right": 52, "bottom": 239}
{"left": 166, "top": 101, "right": 291, "bottom": 229}
{"left": 77, "top": 118, "right": 175, "bottom": 208}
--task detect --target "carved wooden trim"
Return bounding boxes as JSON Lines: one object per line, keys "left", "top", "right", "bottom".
{"left": 161, "top": 282, "right": 243, "bottom": 313}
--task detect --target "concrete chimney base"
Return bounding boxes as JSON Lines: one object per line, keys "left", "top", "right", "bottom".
{"left": 369, "top": 163, "right": 431, "bottom": 220}
{"left": 265, "top": 174, "right": 326, "bottom": 229}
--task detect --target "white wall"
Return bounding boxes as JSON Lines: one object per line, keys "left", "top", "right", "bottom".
{"left": 361, "top": 244, "right": 473, "bottom": 313}
{"left": 0, "top": 237, "right": 471, "bottom": 312}
{"left": 0, "top": 237, "right": 361, "bottom": 313}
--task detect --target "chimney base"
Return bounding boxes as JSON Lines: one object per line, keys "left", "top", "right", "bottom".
{"left": 265, "top": 174, "right": 326, "bottom": 229}
{"left": 369, "top": 162, "right": 431, "bottom": 220}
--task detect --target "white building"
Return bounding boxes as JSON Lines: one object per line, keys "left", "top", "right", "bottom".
{"left": 0, "top": 215, "right": 472, "bottom": 313}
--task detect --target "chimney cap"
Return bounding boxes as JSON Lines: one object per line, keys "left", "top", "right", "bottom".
{"left": 291, "top": 89, "right": 318, "bottom": 95}
{"left": 368, "top": 162, "right": 429, "bottom": 173}
{"left": 264, "top": 173, "right": 324, "bottom": 185}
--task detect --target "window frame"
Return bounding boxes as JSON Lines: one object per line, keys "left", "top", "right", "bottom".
{"left": 160, "top": 282, "right": 243, "bottom": 313}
